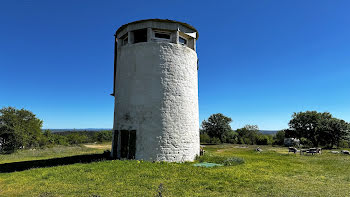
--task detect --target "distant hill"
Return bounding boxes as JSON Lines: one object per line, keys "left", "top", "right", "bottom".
{"left": 259, "top": 130, "right": 279, "bottom": 135}
{"left": 45, "top": 129, "right": 279, "bottom": 134}
{"left": 45, "top": 128, "right": 112, "bottom": 133}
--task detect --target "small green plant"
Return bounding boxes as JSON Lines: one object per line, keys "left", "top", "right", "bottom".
{"left": 223, "top": 157, "right": 245, "bottom": 166}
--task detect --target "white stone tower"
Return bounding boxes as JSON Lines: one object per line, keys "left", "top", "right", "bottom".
{"left": 111, "top": 19, "right": 199, "bottom": 162}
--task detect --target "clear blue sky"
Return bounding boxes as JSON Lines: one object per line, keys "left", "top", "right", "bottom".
{"left": 1, "top": 1, "right": 350, "bottom": 130}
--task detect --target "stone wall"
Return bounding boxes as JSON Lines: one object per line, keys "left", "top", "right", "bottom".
{"left": 113, "top": 41, "right": 199, "bottom": 162}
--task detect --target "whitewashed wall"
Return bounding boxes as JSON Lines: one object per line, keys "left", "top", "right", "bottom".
{"left": 113, "top": 42, "right": 199, "bottom": 162}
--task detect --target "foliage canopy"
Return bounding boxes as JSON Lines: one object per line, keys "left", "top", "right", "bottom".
{"left": 0, "top": 107, "right": 43, "bottom": 152}
{"left": 288, "top": 111, "right": 350, "bottom": 147}
{"left": 201, "top": 113, "right": 233, "bottom": 143}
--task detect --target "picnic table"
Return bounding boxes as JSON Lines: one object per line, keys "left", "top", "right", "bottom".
{"left": 300, "top": 148, "right": 322, "bottom": 155}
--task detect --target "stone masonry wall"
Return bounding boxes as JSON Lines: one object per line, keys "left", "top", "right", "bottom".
{"left": 113, "top": 42, "right": 199, "bottom": 162}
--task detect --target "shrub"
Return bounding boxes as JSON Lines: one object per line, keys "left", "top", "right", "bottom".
{"left": 256, "top": 135, "right": 269, "bottom": 145}
{"left": 67, "top": 133, "right": 89, "bottom": 145}
{"left": 300, "top": 138, "right": 313, "bottom": 148}
{"left": 93, "top": 130, "right": 113, "bottom": 142}
{"left": 237, "top": 137, "right": 244, "bottom": 144}
{"left": 210, "top": 137, "right": 221, "bottom": 144}
{"left": 236, "top": 125, "right": 259, "bottom": 145}
{"left": 223, "top": 157, "right": 245, "bottom": 166}
{"left": 0, "top": 107, "right": 43, "bottom": 153}
{"left": 201, "top": 113, "right": 233, "bottom": 143}
{"left": 200, "top": 133, "right": 211, "bottom": 144}
{"left": 225, "top": 131, "right": 238, "bottom": 144}
{"left": 339, "top": 140, "right": 349, "bottom": 148}
{"left": 243, "top": 138, "right": 252, "bottom": 145}
{"left": 273, "top": 130, "right": 286, "bottom": 145}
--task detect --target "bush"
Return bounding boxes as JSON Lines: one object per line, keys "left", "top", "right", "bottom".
{"left": 223, "top": 157, "right": 245, "bottom": 166}
{"left": 256, "top": 135, "right": 269, "bottom": 145}
{"left": 200, "top": 133, "right": 211, "bottom": 144}
{"left": 66, "top": 133, "right": 89, "bottom": 145}
{"left": 237, "top": 138, "right": 244, "bottom": 144}
{"left": 0, "top": 107, "right": 43, "bottom": 153}
{"left": 339, "top": 140, "right": 349, "bottom": 148}
{"left": 93, "top": 130, "right": 113, "bottom": 142}
{"left": 225, "top": 131, "right": 238, "bottom": 144}
{"left": 201, "top": 113, "right": 233, "bottom": 143}
{"left": 300, "top": 138, "right": 313, "bottom": 148}
{"left": 236, "top": 125, "right": 259, "bottom": 145}
{"left": 52, "top": 130, "right": 112, "bottom": 145}
{"left": 273, "top": 130, "right": 286, "bottom": 145}
{"left": 243, "top": 138, "right": 252, "bottom": 145}
{"left": 210, "top": 137, "right": 221, "bottom": 144}
{"left": 52, "top": 135, "right": 69, "bottom": 146}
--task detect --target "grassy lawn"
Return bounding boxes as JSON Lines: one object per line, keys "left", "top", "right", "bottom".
{"left": 0, "top": 143, "right": 110, "bottom": 164}
{"left": 0, "top": 144, "right": 350, "bottom": 196}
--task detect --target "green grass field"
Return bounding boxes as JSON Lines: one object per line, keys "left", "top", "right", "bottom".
{"left": 1, "top": 144, "right": 350, "bottom": 196}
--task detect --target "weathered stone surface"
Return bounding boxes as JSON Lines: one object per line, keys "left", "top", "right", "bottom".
{"left": 112, "top": 20, "right": 199, "bottom": 162}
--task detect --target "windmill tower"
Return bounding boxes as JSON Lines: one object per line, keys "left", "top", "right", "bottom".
{"left": 111, "top": 19, "right": 199, "bottom": 162}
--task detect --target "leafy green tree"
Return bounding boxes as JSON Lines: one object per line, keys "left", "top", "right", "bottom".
{"left": 236, "top": 125, "right": 259, "bottom": 145}
{"left": 255, "top": 134, "right": 269, "bottom": 145}
{"left": 210, "top": 137, "right": 221, "bottom": 144}
{"left": 288, "top": 111, "right": 349, "bottom": 147}
{"left": 43, "top": 129, "right": 54, "bottom": 144}
{"left": 273, "top": 130, "right": 286, "bottom": 145}
{"left": 42, "top": 129, "right": 69, "bottom": 146}
{"left": 52, "top": 134, "right": 69, "bottom": 145}
{"left": 93, "top": 130, "right": 113, "bottom": 142}
{"left": 319, "top": 118, "right": 349, "bottom": 148}
{"left": 288, "top": 111, "right": 330, "bottom": 147}
{"left": 66, "top": 133, "right": 89, "bottom": 145}
{"left": 0, "top": 107, "right": 43, "bottom": 152}
{"left": 225, "top": 131, "right": 238, "bottom": 144}
{"left": 200, "top": 133, "right": 211, "bottom": 144}
{"left": 201, "top": 113, "right": 233, "bottom": 143}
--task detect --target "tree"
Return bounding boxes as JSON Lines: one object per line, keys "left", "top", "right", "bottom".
{"left": 288, "top": 111, "right": 349, "bottom": 147}
{"left": 288, "top": 111, "right": 329, "bottom": 147}
{"left": 66, "top": 133, "right": 89, "bottom": 145}
{"left": 93, "top": 130, "right": 113, "bottom": 142}
{"left": 236, "top": 125, "right": 259, "bottom": 145}
{"left": 319, "top": 118, "right": 350, "bottom": 148}
{"left": 225, "top": 130, "right": 238, "bottom": 144}
{"left": 200, "top": 133, "right": 211, "bottom": 144}
{"left": 201, "top": 113, "right": 233, "bottom": 143}
{"left": 0, "top": 107, "right": 43, "bottom": 152}
{"left": 273, "top": 130, "right": 286, "bottom": 145}
{"left": 255, "top": 134, "right": 269, "bottom": 145}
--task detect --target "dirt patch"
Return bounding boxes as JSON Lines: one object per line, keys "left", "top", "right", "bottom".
{"left": 234, "top": 146, "right": 249, "bottom": 148}
{"left": 84, "top": 144, "right": 111, "bottom": 150}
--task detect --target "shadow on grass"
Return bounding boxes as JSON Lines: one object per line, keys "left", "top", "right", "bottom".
{"left": 0, "top": 152, "right": 112, "bottom": 173}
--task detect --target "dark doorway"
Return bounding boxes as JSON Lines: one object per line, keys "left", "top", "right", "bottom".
{"left": 120, "top": 130, "right": 136, "bottom": 159}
